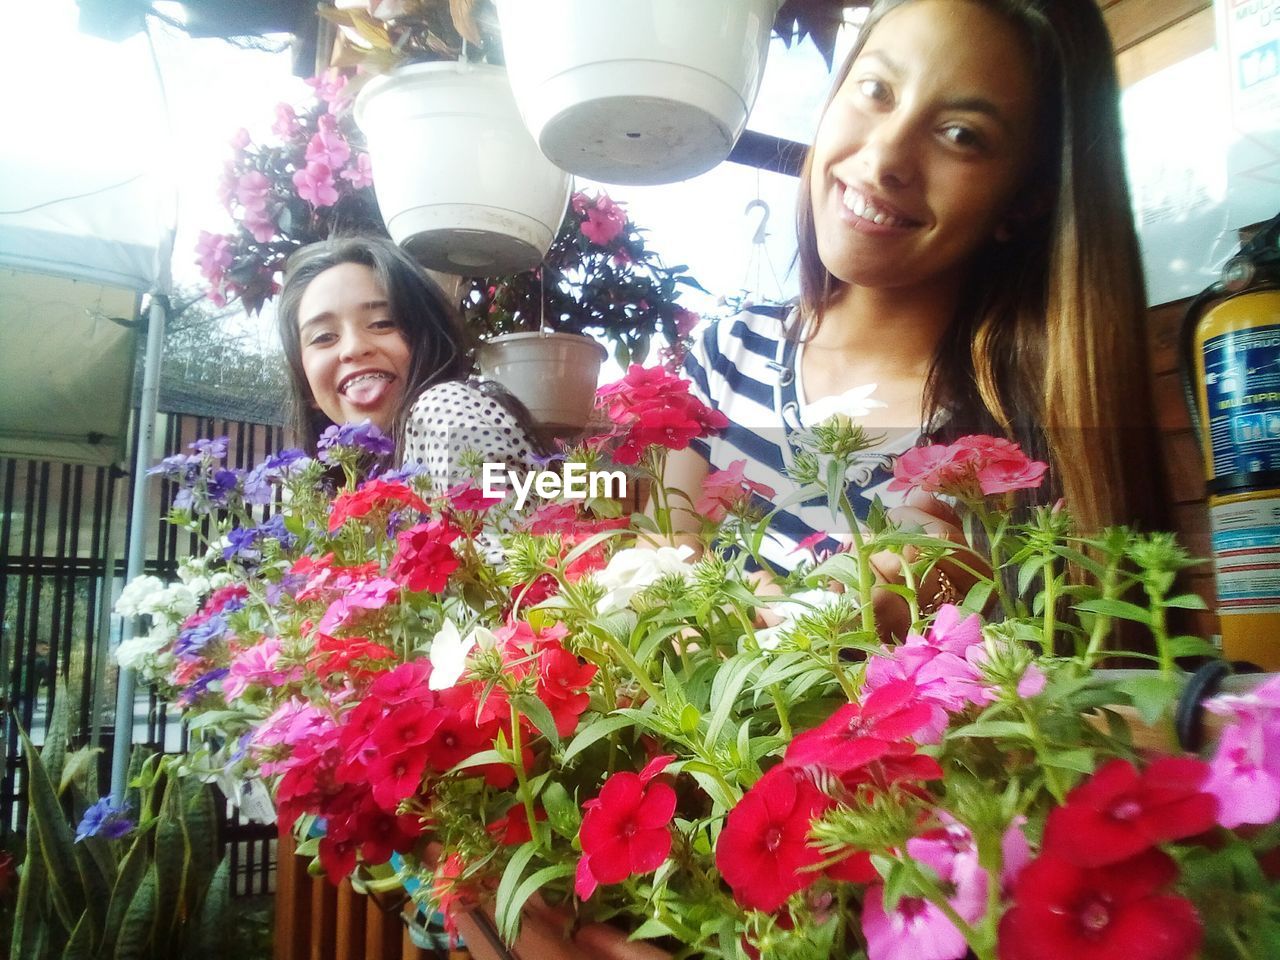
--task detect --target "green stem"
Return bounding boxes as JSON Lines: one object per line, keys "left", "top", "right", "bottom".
{"left": 509, "top": 702, "right": 539, "bottom": 848}
{"left": 1041, "top": 556, "right": 1057, "bottom": 651}
{"left": 768, "top": 684, "right": 792, "bottom": 738}
{"left": 594, "top": 626, "right": 666, "bottom": 706}
{"left": 838, "top": 496, "right": 877, "bottom": 638}
{"left": 1016, "top": 699, "right": 1067, "bottom": 803}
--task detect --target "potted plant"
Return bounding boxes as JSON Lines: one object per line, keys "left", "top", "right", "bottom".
{"left": 123, "top": 381, "right": 1279, "bottom": 960}
{"left": 463, "top": 189, "right": 705, "bottom": 434}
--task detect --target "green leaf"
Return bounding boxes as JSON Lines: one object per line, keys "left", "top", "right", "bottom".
{"left": 947, "top": 720, "right": 1032, "bottom": 741}
{"left": 1043, "top": 749, "right": 1097, "bottom": 774}
{"left": 704, "top": 656, "right": 757, "bottom": 748}
{"left": 72, "top": 840, "right": 110, "bottom": 943}
{"left": 679, "top": 703, "right": 702, "bottom": 736}
{"left": 113, "top": 866, "right": 158, "bottom": 960}
{"left": 539, "top": 782, "right": 580, "bottom": 840}
{"left": 181, "top": 779, "right": 218, "bottom": 912}
{"left": 514, "top": 693, "right": 562, "bottom": 749}
{"left": 493, "top": 842, "right": 538, "bottom": 945}
{"left": 43, "top": 692, "right": 71, "bottom": 789}
{"left": 1073, "top": 598, "right": 1152, "bottom": 625}
{"left": 189, "top": 858, "right": 231, "bottom": 960}
{"left": 101, "top": 836, "right": 149, "bottom": 958}
{"left": 59, "top": 746, "right": 101, "bottom": 795}
{"left": 61, "top": 910, "right": 94, "bottom": 960}
{"left": 18, "top": 727, "right": 86, "bottom": 931}
{"left": 628, "top": 917, "right": 675, "bottom": 940}
{"left": 1119, "top": 672, "right": 1182, "bottom": 725}
{"left": 498, "top": 863, "right": 576, "bottom": 944}
{"left": 1164, "top": 593, "right": 1209, "bottom": 610}
{"left": 561, "top": 714, "right": 634, "bottom": 765}
{"left": 1165, "top": 635, "right": 1220, "bottom": 660}
{"left": 962, "top": 579, "right": 994, "bottom": 614}
{"left": 446, "top": 749, "right": 508, "bottom": 775}
{"left": 10, "top": 806, "right": 50, "bottom": 960}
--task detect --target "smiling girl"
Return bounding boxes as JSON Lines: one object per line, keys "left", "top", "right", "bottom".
{"left": 275, "top": 237, "right": 540, "bottom": 491}
{"left": 666, "top": 0, "right": 1167, "bottom": 618}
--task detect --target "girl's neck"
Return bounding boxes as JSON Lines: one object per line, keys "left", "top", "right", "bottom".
{"left": 810, "top": 278, "right": 960, "bottom": 377}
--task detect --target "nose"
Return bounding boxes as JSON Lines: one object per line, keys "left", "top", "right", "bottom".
{"left": 337, "top": 326, "right": 374, "bottom": 361}
{"left": 859, "top": 114, "right": 919, "bottom": 190}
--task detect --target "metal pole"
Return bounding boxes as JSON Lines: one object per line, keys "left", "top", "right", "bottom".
{"left": 110, "top": 293, "right": 167, "bottom": 803}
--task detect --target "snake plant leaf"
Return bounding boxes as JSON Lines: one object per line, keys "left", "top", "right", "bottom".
{"left": 60, "top": 909, "right": 94, "bottom": 960}
{"left": 42, "top": 692, "right": 72, "bottom": 790}
{"left": 100, "top": 834, "right": 149, "bottom": 959}
{"left": 59, "top": 746, "right": 101, "bottom": 795}
{"left": 179, "top": 776, "right": 218, "bottom": 906}
{"left": 9, "top": 805, "right": 51, "bottom": 960}
{"left": 72, "top": 840, "right": 111, "bottom": 944}
{"left": 187, "top": 857, "right": 231, "bottom": 960}
{"left": 112, "top": 866, "right": 157, "bottom": 960}
{"left": 18, "top": 727, "right": 86, "bottom": 933}
{"left": 153, "top": 802, "right": 190, "bottom": 948}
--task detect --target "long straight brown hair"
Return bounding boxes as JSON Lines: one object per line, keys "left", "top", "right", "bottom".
{"left": 795, "top": 0, "right": 1167, "bottom": 536}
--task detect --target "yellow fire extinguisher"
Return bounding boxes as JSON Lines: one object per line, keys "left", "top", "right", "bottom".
{"left": 1182, "top": 212, "right": 1280, "bottom": 670}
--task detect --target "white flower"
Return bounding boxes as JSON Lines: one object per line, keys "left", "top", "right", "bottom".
{"left": 140, "top": 583, "right": 198, "bottom": 620}
{"left": 209, "top": 572, "right": 234, "bottom": 590}
{"left": 115, "top": 627, "right": 171, "bottom": 670}
{"left": 754, "top": 589, "right": 847, "bottom": 651}
{"left": 177, "top": 555, "right": 208, "bottom": 582}
{"left": 429, "top": 619, "right": 495, "bottom": 690}
{"left": 801, "top": 383, "right": 886, "bottom": 426}
{"left": 114, "top": 575, "right": 166, "bottom": 618}
{"left": 595, "top": 545, "right": 696, "bottom": 614}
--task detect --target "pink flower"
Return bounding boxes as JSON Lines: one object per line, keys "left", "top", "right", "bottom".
{"left": 863, "top": 824, "right": 988, "bottom": 960}
{"left": 674, "top": 306, "right": 701, "bottom": 338}
{"left": 195, "top": 231, "right": 233, "bottom": 285}
{"left": 1204, "top": 720, "right": 1280, "bottom": 828}
{"left": 318, "top": 577, "right": 400, "bottom": 632}
{"left": 242, "top": 209, "right": 277, "bottom": 244}
{"left": 307, "top": 114, "right": 351, "bottom": 169}
{"left": 340, "top": 153, "right": 374, "bottom": 190}
{"left": 305, "top": 69, "right": 349, "bottom": 105}
{"left": 293, "top": 161, "right": 339, "bottom": 207}
{"left": 223, "top": 637, "right": 301, "bottom": 701}
{"left": 236, "top": 170, "right": 271, "bottom": 214}
{"left": 578, "top": 193, "right": 627, "bottom": 246}
{"left": 695, "top": 459, "right": 776, "bottom": 521}
{"left": 889, "top": 435, "right": 1048, "bottom": 499}
{"left": 272, "top": 102, "right": 301, "bottom": 138}
{"left": 1015, "top": 663, "right": 1047, "bottom": 697}
{"left": 576, "top": 755, "right": 676, "bottom": 899}
{"left": 785, "top": 681, "right": 931, "bottom": 773}
{"left": 252, "top": 698, "right": 334, "bottom": 751}
{"left": 230, "top": 127, "right": 251, "bottom": 151}
{"left": 888, "top": 444, "right": 979, "bottom": 496}
{"left": 864, "top": 606, "right": 990, "bottom": 743}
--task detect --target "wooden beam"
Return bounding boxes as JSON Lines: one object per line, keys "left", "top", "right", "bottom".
{"left": 1117, "top": 6, "right": 1215, "bottom": 87}
{"left": 1103, "top": 0, "right": 1211, "bottom": 53}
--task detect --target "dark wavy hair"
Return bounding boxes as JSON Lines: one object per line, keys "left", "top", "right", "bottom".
{"left": 795, "top": 0, "right": 1167, "bottom": 537}
{"left": 275, "top": 236, "right": 473, "bottom": 455}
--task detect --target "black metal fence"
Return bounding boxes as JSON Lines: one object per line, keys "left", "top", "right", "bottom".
{"left": 1, "top": 411, "right": 286, "bottom": 896}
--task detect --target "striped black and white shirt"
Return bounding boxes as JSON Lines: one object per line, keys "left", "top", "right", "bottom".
{"left": 682, "top": 307, "right": 920, "bottom": 573}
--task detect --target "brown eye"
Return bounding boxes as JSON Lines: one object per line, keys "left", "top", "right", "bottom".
{"left": 941, "top": 124, "right": 985, "bottom": 151}
{"left": 857, "top": 78, "right": 892, "bottom": 105}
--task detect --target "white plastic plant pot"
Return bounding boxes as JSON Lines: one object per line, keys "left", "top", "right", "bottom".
{"left": 476, "top": 332, "right": 607, "bottom": 435}
{"left": 495, "top": 0, "right": 781, "bottom": 185}
{"left": 354, "top": 61, "right": 572, "bottom": 273}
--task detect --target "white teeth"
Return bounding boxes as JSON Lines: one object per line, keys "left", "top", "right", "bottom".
{"left": 841, "top": 185, "right": 911, "bottom": 227}
{"left": 340, "top": 372, "right": 392, "bottom": 393}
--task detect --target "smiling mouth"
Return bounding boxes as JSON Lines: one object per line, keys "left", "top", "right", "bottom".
{"left": 841, "top": 185, "right": 921, "bottom": 228}
{"left": 339, "top": 371, "right": 394, "bottom": 395}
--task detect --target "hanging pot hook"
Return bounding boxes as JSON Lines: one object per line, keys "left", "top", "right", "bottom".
{"left": 744, "top": 198, "right": 770, "bottom": 245}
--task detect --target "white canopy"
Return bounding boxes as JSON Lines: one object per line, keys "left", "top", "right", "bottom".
{"left": 0, "top": 3, "right": 174, "bottom": 466}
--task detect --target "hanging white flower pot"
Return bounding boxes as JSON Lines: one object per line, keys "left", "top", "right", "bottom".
{"left": 354, "top": 61, "right": 572, "bottom": 273}
{"left": 495, "top": 0, "right": 781, "bottom": 185}
{"left": 476, "top": 332, "right": 606, "bottom": 435}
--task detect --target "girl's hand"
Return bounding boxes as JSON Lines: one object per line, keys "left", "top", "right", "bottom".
{"left": 869, "top": 489, "right": 992, "bottom": 639}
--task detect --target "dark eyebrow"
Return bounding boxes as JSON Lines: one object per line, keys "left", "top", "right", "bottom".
{"left": 939, "top": 96, "right": 1013, "bottom": 133}
{"left": 298, "top": 300, "right": 390, "bottom": 334}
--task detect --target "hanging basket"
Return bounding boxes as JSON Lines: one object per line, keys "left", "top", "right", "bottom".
{"left": 495, "top": 0, "right": 781, "bottom": 185}
{"left": 354, "top": 61, "right": 572, "bottom": 273}
{"left": 476, "top": 332, "right": 607, "bottom": 436}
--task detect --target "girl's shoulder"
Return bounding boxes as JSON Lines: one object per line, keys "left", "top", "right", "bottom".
{"left": 409, "top": 378, "right": 504, "bottom": 418}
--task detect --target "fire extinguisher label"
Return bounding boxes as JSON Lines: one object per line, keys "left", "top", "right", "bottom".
{"left": 1210, "top": 496, "right": 1280, "bottom": 613}
{"left": 1203, "top": 328, "right": 1280, "bottom": 480}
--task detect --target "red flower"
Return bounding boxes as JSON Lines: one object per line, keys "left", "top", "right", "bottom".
{"left": 489, "top": 805, "right": 546, "bottom": 846}
{"left": 1041, "top": 758, "right": 1218, "bottom": 868}
{"left": 309, "top": 633, "right": 396, "bottom": 682}
{"left": 365, "top": 743, "right": 432, "bottom": 811}
{"left": 578, "top": 192, "right": 627, "bottom": 247}
{"left": 595, "top": 365, "right": 728, "bottom": 464}
{"left": 784, "top": 681, "right": 931, "bottom": 773}
{"left": 328, "top": 478, "right": 429, "bottom": 532}
{"left": 446, "top": 480, "right": 502, "bottom": 514}
{"left": 433, "top": 853, "right": 480, "bottom": 945}
{"left": 389, "top": 518, "right": 461, "bottom": 593}
{"left": 576, "top": 755, "right": 677, "bottom": 899}
{"left": 715, "top": 765, "right": 833, "bottom": 913}
{"left": 998, "top": 849, "right": 1201, "bottom": 960}
{"left": 353, "top": 802, "right": 422, "bottom": 867}
{"left": 537, "top": 644, "right": 597, "bottom": 737}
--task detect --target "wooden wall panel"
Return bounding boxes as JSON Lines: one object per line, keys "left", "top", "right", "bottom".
{"left": 1103, "top": 0, "right": 1211, "bottom": 53}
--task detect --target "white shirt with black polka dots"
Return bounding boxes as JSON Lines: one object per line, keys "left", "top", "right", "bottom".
{"left": 401, "top": 379, "right": 537, "bottom": 494}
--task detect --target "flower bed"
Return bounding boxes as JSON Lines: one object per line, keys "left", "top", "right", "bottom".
{"left": 120, "top": 367, "right": 1280, "bottom": 960}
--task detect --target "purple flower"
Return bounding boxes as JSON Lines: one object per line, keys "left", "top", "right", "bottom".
{"left": 243, "top": 448, "right": 310, "bottom": 504}
{"left": 222, "top": 525, "right": 262, "bottom": 562}
{"left": 191, "top": 437, "right": 229, "bottom": 460}
{"left": 76, "top": 797, "right": 134, "bottom": 842}
{"left": 317, "top": 420, "right": 394, "bottom": 460}
{"left": 178, "top": 667, "right": 230, "bottom": 706}
{"left": 175, "top": 614, "right": 229, "bottom": 659}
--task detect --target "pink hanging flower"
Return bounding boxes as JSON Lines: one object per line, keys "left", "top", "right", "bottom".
{"left": 272, "top": 102, "right": 301, "bottom": 138}
{"left": 340, "top": 153, "right": 374, "bottom": 190}
{"left": 890, "top": 435, "right": 1047, "bottom": 499}
{"left": 307, "top": 114, "right": 352, "bottom": 170}
{"left": 1203, "top": 718, "right": 1280, "bottom": 828}
{"left": 579, "top": 193, "right": 627, "bottom": 246}
{"left": 293, "top": 161, "right": 339, "bottom": 208}
{"left": 223, "top": 637, "right": 302, "bottom": 701}
{"left": 195, "top": 231, "right": 233, "bottom": 286}
{"left": 242, "top": 210, "right": 277, "bottom": 244}
{"left": 230, "top": 127, "right": 251, "bottom": 151}
{"left": 305, "top": 69, "right": 349, "bottom": 105}
{"left": 236, "top": 170, "right": 271, "bottom": 214}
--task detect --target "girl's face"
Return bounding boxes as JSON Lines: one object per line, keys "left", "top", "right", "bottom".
{"left": 809, "top": 0, "right": 1039, "bottom": 293}
{"left": 297, "top": 262, "right": 412, "bottom": 431}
